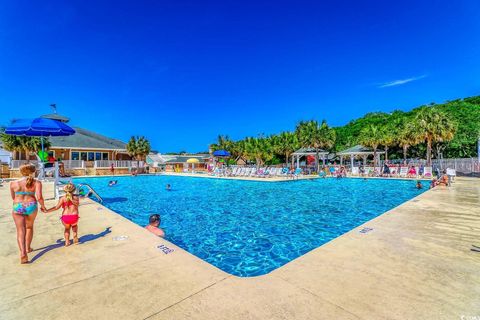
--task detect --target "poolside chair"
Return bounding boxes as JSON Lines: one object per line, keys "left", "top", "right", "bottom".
{"left": 351, "top": 167, "right": 359, "bottom": 176}
{"left": 423, "top": 167, "right": 433, "bottom": 178}
{"left": 280, "top": 167, "right": 289, "bottom": 177}
{"left": 272, "top": 168, "right": 278, "bottom": 176}
{"left": 257, "top": 168, "right": 267, "bottom": 178}
{"left": 446, "top": 168, "right": 456, "bottom": 183}
{"left": 329, "top": 166, "right": 337, "bottom": 177}
{"left": 364, "top": 166, "right": 373, "bottom": 176}
{"left": 399, "top": 167, "right": 408, "bottom": 177}
{"left": 263, "top": 167, "right": 271, "bottom": 178}
{"left": 294, "top": 168, "right": 302, "bottom": 178}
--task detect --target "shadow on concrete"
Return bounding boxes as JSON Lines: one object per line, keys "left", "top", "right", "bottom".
{"left": 29, "top": 227, "right": 112, "bottom": 263}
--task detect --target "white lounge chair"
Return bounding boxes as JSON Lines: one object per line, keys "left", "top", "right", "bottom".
{"left": 423, "top": 166, "right": 433, "bottom": 178}
{"left": 351, "top": 167, "right": 359, "bottom": 176}
{"left": 364, "top": 166, "right": 373, "bottom": 176}
{"left": 399, "top": 167, "right": 408, "bottom": 177}
{"left": 446, "top": 168, "right": 456, "bottom": 182}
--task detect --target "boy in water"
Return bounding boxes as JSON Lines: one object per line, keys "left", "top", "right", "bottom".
{"left": 145, "top": 214, "right": 165, "bottom": 238}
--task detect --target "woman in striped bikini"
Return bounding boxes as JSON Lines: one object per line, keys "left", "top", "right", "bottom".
{"left": 10, "top": 163, "right": 46, "bottom": 264}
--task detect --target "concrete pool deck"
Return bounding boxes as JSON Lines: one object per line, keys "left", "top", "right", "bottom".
{"left": 0, "top": 177, "right": 479, "bottom": 319}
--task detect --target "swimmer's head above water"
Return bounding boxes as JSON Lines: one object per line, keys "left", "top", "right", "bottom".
{"left": 149, "top": 214, "right": 161, "bottom": 227}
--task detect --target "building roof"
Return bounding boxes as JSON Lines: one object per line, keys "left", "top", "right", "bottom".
{"left": 165, "top": 155, "right": 208, "bottom": 163}
{"left": 49, "top": 127, "right": 127, "bottom": 150}
{"left": 292, "top": 147, "right": 329, "bottom": 155}
{"left": 40, "top": 113, "right": 70, "bottom": 123}
{"left": 146, "top": 153, "right": 209, "bottom": 164}
{"left": 337, "top": 145, "right": 385, "bottom": 155}
{"left": 146, "top": 153, "right": 177, "bottom": 164}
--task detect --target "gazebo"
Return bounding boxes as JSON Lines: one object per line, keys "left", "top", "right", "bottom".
{"left": 291, "top": 148, "right": 330, "bottom": 168}
{"left": 336, "top": 145, "right": 385, "bottom": 169}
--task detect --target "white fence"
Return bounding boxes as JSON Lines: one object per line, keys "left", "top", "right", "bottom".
{"left": 10, "top": 160, "right": 85, "bottom": 169}
{"left": 432, "top": 158, "right": 480, "bottom": 174}
{"left": 10, "top": 160, "right": 38, "bottom": 169}
{"left": 62, "top": 160, "right": 85, "bottom": 169}
{"left": 380, "top": 158, "right": 479, "bottom": 175}
{"left": 94, "top": 160, "right": 144, "bottom": 168}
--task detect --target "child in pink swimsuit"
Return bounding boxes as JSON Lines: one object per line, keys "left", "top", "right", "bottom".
{"left": 46, "top": 183, "right": 80, "bottom": 246}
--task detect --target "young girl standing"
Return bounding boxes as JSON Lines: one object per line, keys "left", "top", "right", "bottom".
{"left": 46, "top": 183, "right": 80, "bottom": 246}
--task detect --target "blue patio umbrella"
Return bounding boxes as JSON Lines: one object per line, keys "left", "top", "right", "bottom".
{"left": 5, "top": 117, "right": 75, "bottom": 155}
{"left": 213, "top": 150, "right": 231, "bottom": 157}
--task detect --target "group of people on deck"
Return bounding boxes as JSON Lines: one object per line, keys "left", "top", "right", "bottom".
{"left": 9, "top": 163, "right": 167, "bottom": 264}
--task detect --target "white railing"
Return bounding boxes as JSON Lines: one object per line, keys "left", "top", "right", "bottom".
{"left": 432, "top": 158, "right": 480, "bottom": 174}
{"left": 94, "top": 160, "right": 144, "bottom": 168}
{"left": 379, "top": 158, "right": 480, "bottom": 174}
{"left": 10, "top": 160, "right": 39, "bottom": 169}
{"left": 62, "top": 160, "right": 85, "bottom": 169}
{"left": 10, "top": 160, "right": 86, "bottom": 170}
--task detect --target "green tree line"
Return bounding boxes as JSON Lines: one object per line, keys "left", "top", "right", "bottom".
{"left": 211, "top": 95, "right": 480, "bottom": 166}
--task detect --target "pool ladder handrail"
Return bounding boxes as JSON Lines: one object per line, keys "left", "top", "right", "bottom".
{"left": 76, "top": 183, "right": 103, "bottom": 203}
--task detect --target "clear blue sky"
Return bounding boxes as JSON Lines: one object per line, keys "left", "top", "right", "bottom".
{"left": 1, "top": 1, "right": 479, "bottom": 152}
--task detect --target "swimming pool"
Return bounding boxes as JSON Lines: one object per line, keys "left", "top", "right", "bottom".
{"left": 74, "top": 175, "right": 426, "bottom": 277}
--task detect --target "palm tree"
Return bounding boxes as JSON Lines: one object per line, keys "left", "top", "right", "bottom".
{"left": 244, "top": 136, "right": 272, "bottom": 167}
{"left": 20, "top": 136, "right": 48, "bottom": 158}
{"left": 127, "top": 136, "right": 151, "bottom": 167}
{"left": 295, "top": 120, "right": 336, "bottom": 171}
{"left": 413, "top": 107, "right": 457, "bottom": 165}
{"left": 232, "top": 140, "right": 248, "bottom": 163}
{"left": 210, "top": 135, "right": 233, "bottom": 152}
{"left": 1, "top": 131, "right": 22, "bottom": 159}
{"left": 378, "top": 125, "right": 395, "bottom": 161}
{"left": 359, "top": 124, "right": 383, "bottom": 166}
{"left": 397, "top": 121, "right": 420, "bottom": 162}
{"left": 276, "top": 131, "right": 299, "bottom": 166}
{"left": 0, "top": 131, "right": 49, "bottom": 160}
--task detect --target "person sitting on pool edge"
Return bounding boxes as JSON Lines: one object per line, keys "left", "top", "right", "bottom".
{"left": 145, "top": 214, "right": 165, "bottom": 238}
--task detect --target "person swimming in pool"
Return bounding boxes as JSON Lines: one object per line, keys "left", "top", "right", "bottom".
{"left": 145, "top": 214, "right": 165, "bottom": 238}
{"left": 166, "top": 184, "right": 171, "bottom": 191}
{"left": 108, "top": 180, "right": 118, "bottom": 187}
{"left": 416, "top": 181, "right": 423, "bottom": 189}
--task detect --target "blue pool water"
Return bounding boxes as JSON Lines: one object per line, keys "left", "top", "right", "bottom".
{"left": 74, "top": 175, "right": 426, "bottom": 277}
